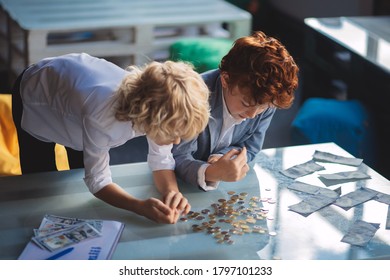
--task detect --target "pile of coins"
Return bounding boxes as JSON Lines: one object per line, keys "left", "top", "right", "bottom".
{"left": 180, "top": 191, "right": 274, "bottom": 245}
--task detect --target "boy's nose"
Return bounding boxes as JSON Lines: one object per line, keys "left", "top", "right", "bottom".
{"left": 244, "top": 108, "right": 259, "bottom": 119}
{"left": 245, "top": 106, "right": 268, "bottom": 119}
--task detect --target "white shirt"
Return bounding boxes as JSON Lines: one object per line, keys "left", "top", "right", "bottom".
{"left": 197, "top": 90, "right": 244, "bottom": 191}
{"left": 20, "top": 53, "right": 174, "bottom": 194}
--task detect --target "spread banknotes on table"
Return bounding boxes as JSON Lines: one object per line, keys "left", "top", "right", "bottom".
{"left": 341, "top": 220, "right": 380, "bottom": 247}
{"left": 318, "top": 171, "right": 371, "bottom": 186}
{"left": 287, "top": 181, "right": 340, "bottom": 199}
{"left": 312, "top": 150, "right": 363, "bottom": 166}
{"left": 333, "top": 187, "right": 378, "bottom": 210}
{"left": 288, "top": 195, "right": 338, "bottom": 217}
{"left": 280, "top": 160, "right": 325, "bottom": 179}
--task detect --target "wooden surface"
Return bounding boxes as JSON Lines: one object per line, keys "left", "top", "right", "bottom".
{"left": 0, "top": 0, "right": 251, "bottom": 78}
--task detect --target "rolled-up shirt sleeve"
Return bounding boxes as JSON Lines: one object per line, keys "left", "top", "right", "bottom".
{"left": 83, "top": 132, "right": 112, "bottom": 194}
{"left": 83, "top": 146, "right": 112, "bottom": 194}
{"left": 146, "top": 137, "right": 175, "bottom": 171}
{"left": 197, "top": 163, "right": 220, "bottom": 191}
{"left": 82, "top": 117, "right": 113, "bottom": 194}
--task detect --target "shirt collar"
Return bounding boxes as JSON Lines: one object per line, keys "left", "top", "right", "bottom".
{"left": 222, "top": 88, "right": 245, "bottom": 126}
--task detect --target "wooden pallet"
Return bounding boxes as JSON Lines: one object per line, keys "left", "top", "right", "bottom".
{"left": 0, "top": 0, "right": 251, "bottom": 84}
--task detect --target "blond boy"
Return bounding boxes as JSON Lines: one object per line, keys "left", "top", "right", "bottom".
{"left": 12, "top": 53, "right": 210, "bottom": 224}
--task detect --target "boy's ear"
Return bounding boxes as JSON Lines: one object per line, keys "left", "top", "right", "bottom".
{"left": 220, "top": 72, "right": 229, "bottom": 88}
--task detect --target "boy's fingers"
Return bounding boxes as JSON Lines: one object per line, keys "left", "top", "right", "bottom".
{"left": 223, "top": 148, "right": 240, "bottom": 160}
{"left": 151, "top": 198, "right": 172, "bottom": 216}
{"left": 164, "top": 192, "right": 181, "bottom": 209}
{"left": 176, "top": 196, "right": 189, "bottom": 211}
{"left": 233, "top": 147, "right": 247, "bottom": 165}
{"left": 182, "top": 203, "right": 191, "bottom": 215}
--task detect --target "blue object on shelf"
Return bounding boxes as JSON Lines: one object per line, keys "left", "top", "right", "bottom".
{"left": 291, "top": 98, "right": 376, "bottom": 165}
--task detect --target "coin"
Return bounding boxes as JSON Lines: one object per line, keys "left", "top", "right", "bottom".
{"left": 193, "top": 226, "right": 204, "bottom": 232}
{"left": 184, "top": 189, "right": 275, "bottom": 246}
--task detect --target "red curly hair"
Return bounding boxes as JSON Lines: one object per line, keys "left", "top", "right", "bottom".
{"left": 219, "top": 31, "right": 299, "bottom": 109}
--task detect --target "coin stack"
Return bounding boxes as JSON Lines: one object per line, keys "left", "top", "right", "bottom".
{"left": 180, "top": 191, "right": 272, "bottom": 245}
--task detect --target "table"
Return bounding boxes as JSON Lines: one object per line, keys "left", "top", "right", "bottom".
{"left": 305, "top": 16, "right": 390, "bottom": 75}
{"left": 1, "top": 142, "right": 390, "bottom": 260}
{"left": 0, "top": 0, "right": 251, "bottom": 83}
{"left": 303, "top": 16, "right": 390, "bottom": 180}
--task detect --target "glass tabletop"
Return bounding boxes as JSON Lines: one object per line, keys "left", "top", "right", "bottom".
{"left": 112, "top": 143, "right": 390, "bottom": 260}
{"left": 1, "top": 143, "right": 389, "bottom": 260}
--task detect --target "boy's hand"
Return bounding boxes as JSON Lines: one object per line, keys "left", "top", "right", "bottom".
{"left": 139, "top": 197, "right": 177, "bottom": 224}
{"left": 206, "top": 147, "right": 249, "bottom": 182}
{"left": 163, "top": 190, "right": 191, "bottom": 223}
{"left": 207, "top": 154, "right": 223, "bottom": 164}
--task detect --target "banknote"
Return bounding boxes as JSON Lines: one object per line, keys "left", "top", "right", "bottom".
{"left": 40, "top": 214, "right": 103, "bottom": 233}
{"left": 318, "top": 171, "right": 371, "bottom": 186}
{"left": 32, "top": 222, "right": 101, "bottom": 252}
{"left": 31, "top": 214, "right": 104, "bottom": 251}
{"left": 280, "top": 160, "right": 325, "bottom": 179}
{"left": 333, "top": 187, "right": 378, "bottom": 210}
{"left": 41, "top": 214, "right": 85, "bottom": 226}
{"left": 375, "top": 192, "right": 390, "bottom": 205}
{"left": 341, "top": 220, "right": 380, "bottom": 247}
{"left": 288, "top": 194, "right": 337, "bottom": 217}
{"left": 287, "top": 181, "right": 340, "bottom": 199}
{"left": 312, "top": 150, "right": 363, "bottom": 166}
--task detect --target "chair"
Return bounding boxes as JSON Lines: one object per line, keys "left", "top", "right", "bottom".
{"left": 0, "top": 93, "right": 69, "bottom": 176}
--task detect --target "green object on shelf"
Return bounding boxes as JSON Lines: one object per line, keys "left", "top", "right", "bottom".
{"left": 169, "top": 38, "right": 233, "bottom": 73}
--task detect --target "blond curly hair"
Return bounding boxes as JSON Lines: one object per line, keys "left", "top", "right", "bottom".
{"left": 115, "top": 60, "right": 210, "bottom": 142}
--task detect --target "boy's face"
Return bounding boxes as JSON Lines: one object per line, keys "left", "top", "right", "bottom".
{"left": 223, "top": 84, "right": 270, "bottom": 120}
{"left": 221, "top": 72, "right": 270, "bottom": 120}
